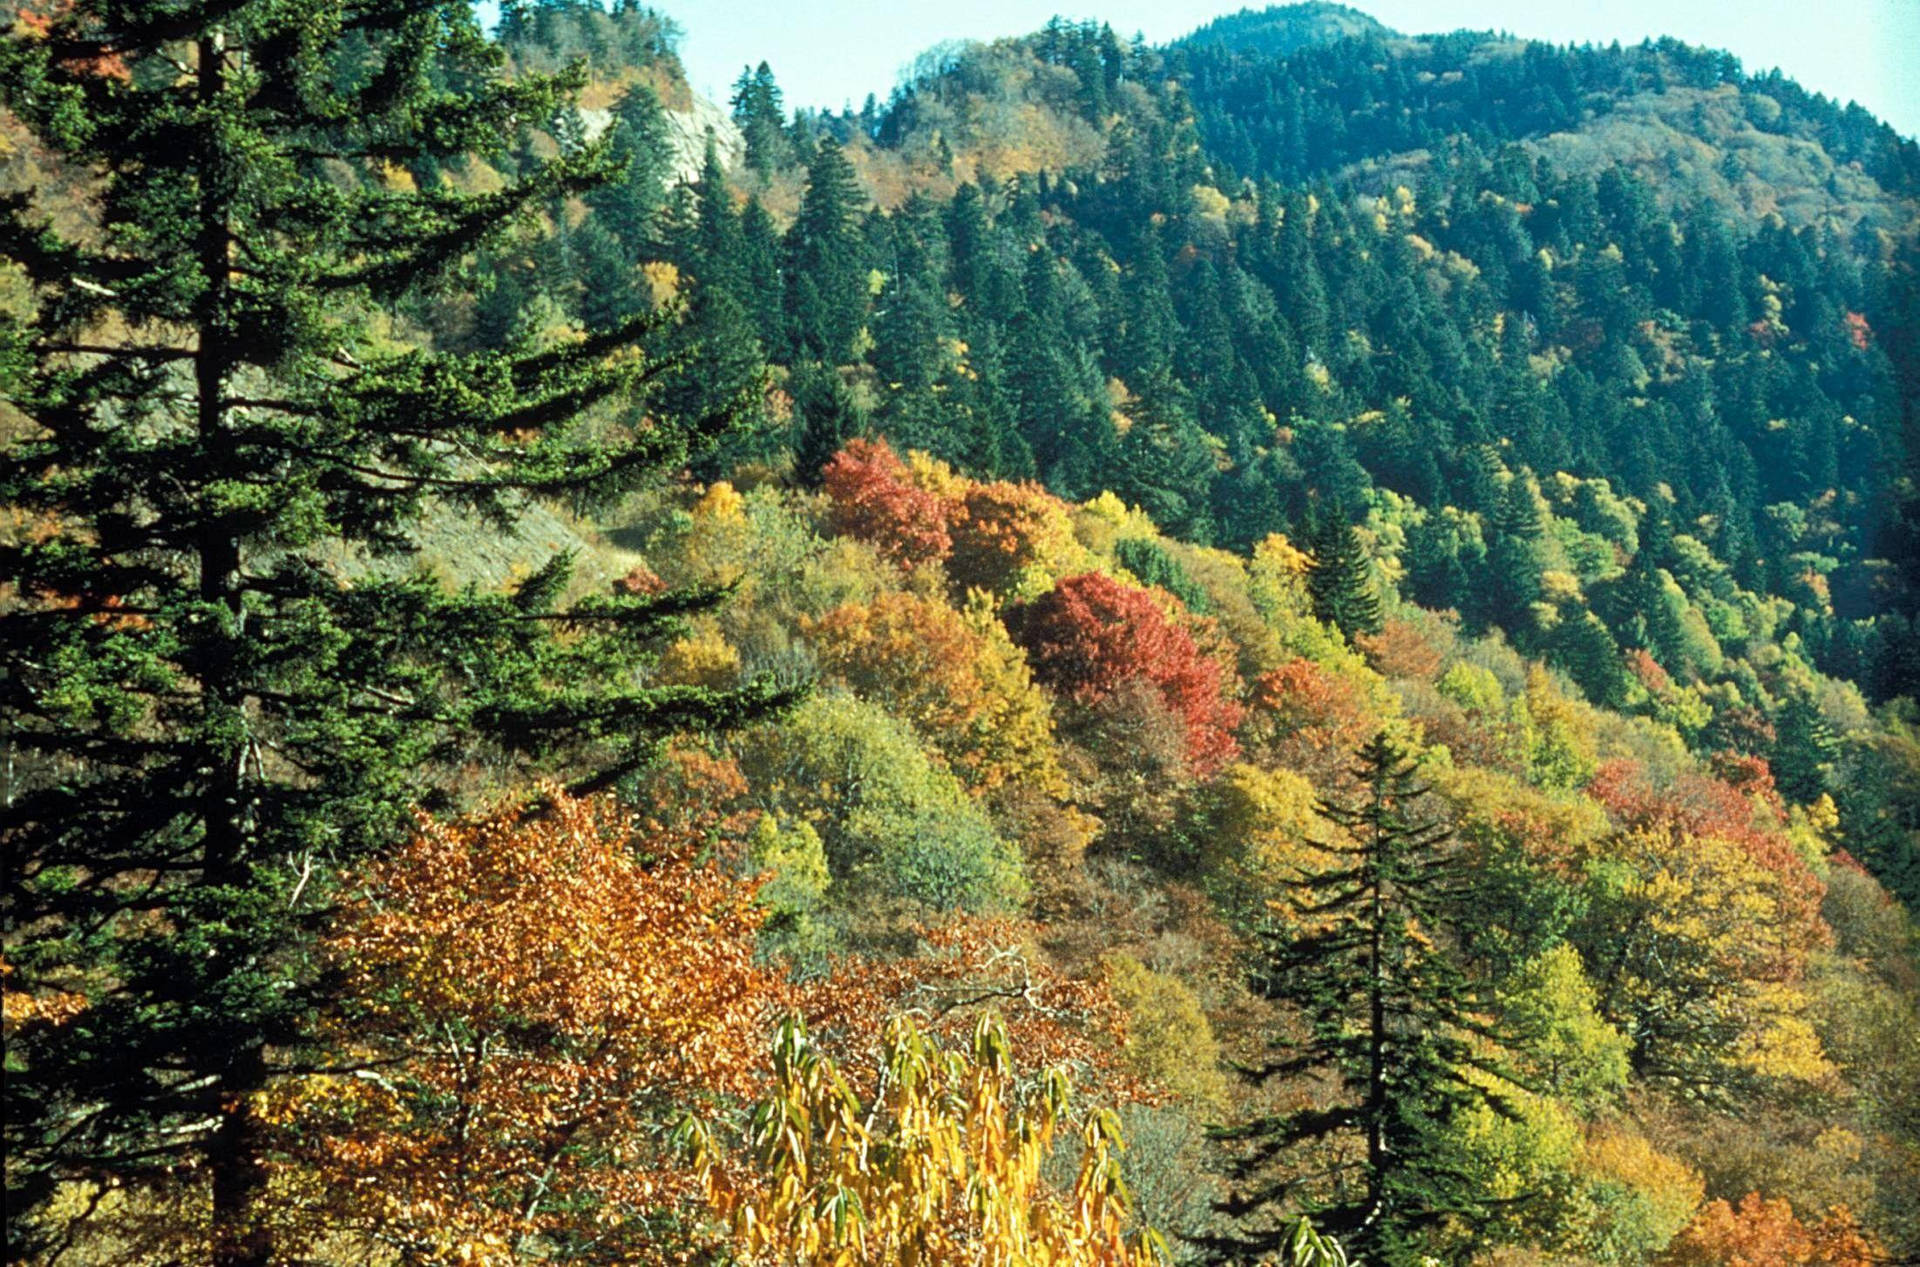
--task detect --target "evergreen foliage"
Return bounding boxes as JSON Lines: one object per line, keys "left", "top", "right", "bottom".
{"left": 0, "top": 5, "right": 782, "bottom": 1259}
{"left": 1306, "top": 511, "right": 1383, "bottom": 641}
{"left": 1208, "top": 732, "right": 1522, "bottom": 1265}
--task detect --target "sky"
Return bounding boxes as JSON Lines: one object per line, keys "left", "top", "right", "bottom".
{"left": 654, "top": 0, "right": 1920, "bottom": 141}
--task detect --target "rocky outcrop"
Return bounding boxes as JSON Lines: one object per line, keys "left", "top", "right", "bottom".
{"left": 660, "top": 94, "right": 746, "bottom": 184}
{"left": 575, "top": 91, "right": 743, "bottom": 186}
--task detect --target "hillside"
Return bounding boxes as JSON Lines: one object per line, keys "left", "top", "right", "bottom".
{"left": 1182, "top": 3, "right": 1396, "bottom": 57}
{"left": 4, "top": 3, "right": 1919, "bottom": 1265}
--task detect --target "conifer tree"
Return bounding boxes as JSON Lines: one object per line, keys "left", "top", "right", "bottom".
{"left": 1307, "top": 510, "right": 1384, "bottom": 640}
{"left": 1773, "top": 691, "right": 1843, "bottom": 803}
{"left": 0, "top": 6, "right": 781, "bottom": 1260}
{"left": 790, "top": 360, "right": 868, "bottom": 487}
{"left": 1208, "top": 733, "right": 1521, "bottom": 1266}
{"left": 785, "top": 136, "right": 867, "bottom": 362}
{"left": 587, "top": 82, "right": 672, "bottom": 260}
{"left": 680, "top": 138, "right": 744, "bottom": 295}
{"left": 730, "top": 59, "right": 789, "bottom": 176}
{"left": 737, "top": 196, "right": 787, "bottom": 349}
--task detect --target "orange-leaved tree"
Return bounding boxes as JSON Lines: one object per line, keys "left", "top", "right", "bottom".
{"left": 947, "top": 477, "right": 1084, "bottom": 599}
{"left": 277, "top": 790, "right": 784, "bottom": 1262}
{"left": 1661, "top": 1192, "right": 1882, "bottom": 1267}
{"left": 683, "top": 1013, "right": 1168, "bottom": 1266}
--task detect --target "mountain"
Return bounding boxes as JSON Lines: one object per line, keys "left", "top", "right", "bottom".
{"left": 6, "top": 3, "right": 1920, "bottom": 1264}
{"left": 1180, "top": 2, "right": 1397, "bottom": 57}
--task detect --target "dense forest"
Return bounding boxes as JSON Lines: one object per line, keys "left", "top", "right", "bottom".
{"left": 3, "top": 1, "right": 1918, "bottom": 1265}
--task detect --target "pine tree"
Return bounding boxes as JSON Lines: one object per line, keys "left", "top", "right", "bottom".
{"left": 0, "top": 7, "right": 782, "bottom": 1260}
{"left": 1307, "top": 510, "right": 1384, "bottom": 640}
{"left": 1207, "top": 733, "right": 1522, "bottom": 1266}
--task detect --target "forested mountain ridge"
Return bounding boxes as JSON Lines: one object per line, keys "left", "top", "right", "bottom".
{"left": 4, "top": 2, "right": 1919, "bottom": 1264}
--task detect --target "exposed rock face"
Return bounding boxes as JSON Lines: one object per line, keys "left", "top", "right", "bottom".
{"left": 575, "top": 92, "right": 744, "bottom": 186}
{"left": 662, "top": 96, "right": 746, "bottom": 183}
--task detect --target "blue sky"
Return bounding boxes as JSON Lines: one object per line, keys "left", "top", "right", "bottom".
{"left": 651, "top": 0, "right": 1920, "bottom": 140}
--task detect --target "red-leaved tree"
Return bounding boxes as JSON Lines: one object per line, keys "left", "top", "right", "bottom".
{"left": 1007, "top": 573, "right": 1242, "bottom": 778}
{"left": 820, "top": 438, "right": 951, "bottom": 571}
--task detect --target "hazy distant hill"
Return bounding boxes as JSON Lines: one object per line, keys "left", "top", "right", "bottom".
{"left": 1180, "top": 1, "right": 1397, "bottom": 57}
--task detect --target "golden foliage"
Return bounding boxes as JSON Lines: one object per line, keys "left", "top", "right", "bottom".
{"left": 686, "top": 1014, "right": 1167, "bottom": 1266}
{"left": 282, "top": 790, "right": 783, "bottom": 1261}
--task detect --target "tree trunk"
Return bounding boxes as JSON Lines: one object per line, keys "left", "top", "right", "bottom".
{"left": 196, "top": 31, "right": 266, "bottom": 1267}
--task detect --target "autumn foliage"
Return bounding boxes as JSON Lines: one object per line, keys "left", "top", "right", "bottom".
{"left": 685, "top": 1014, "right": 1164, "bottom": 1267}
{"left": 948, "top": 477, "right": 1082, "bottom": 597}
{"left": 822, "top": 438, "right": 952, "bottom": 571}
{"left": 820, "top": 438, "right": 1082, "bottom": 598}
{"left": 1587, "top": 759, "right": 1828, "bottom": 967}
{"left": 287, "top": 791, "right": 781, "bottom": 1260}
{"left": 1008, "top": 572, "right": 1243, "bottom": 777}
{"left": 1662, "top": 1193, "right": 1883, "bottom": 1267}
{"left": 806, "top": 591, "right": 1066, "bottom": 796}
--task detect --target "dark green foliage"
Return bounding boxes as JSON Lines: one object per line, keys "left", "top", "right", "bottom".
{"left": 789, "top": 361, "right": 868, "bottom": 487}
{"left": 731, "top": 60, "right": 790, "bottom": 176}
{"left": 1207, "top": 733, "right": 1523, "bottom": 1266}
{"left": 0, "top": 6, "right": 783, "bottom": 1259}
{"left": 587, "top": 83, "right": 673, "bottom": 260}
{"left": 784, "top": 138, "right": 868, "bottom": 361}
{"left": 1115, "top": 537, "right": 1214, "bottom": 614}
{"left": 1774, "top": 691, "right": 1843, "bottom": 803}
{"left": 1306, "top": 511, "right": 1383, "bottom": 641}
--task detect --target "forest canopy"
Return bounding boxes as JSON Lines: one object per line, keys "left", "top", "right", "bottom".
{"left": 3, "top": 1, "right": 1918, "bottom": 1264}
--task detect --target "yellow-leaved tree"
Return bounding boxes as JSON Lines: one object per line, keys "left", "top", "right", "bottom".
{"left": 683, "top": 1014, "right": 1168, "bottom": 1266}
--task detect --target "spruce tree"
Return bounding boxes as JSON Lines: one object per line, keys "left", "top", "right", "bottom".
{"left": 1307, "top": 510, "right": 1384, "bottom": 640}
{"left": 730, "top": 59, "right": 789, "bottom": 176}
{"left": 789, "top": 360, "right": 867, "bottom": 487}
{"left": 1207, "top": 733, "right": 1521, "bottom": 1266}
{"left": 586, "top": 81, "right": 672, "bottom": 261}
{"left": 784, "top": 136, "right": 867, "bottom": 362}
{"left": 1773, "top": 690, "right": 1843, "bottom": 803}
{"left": 0, "top": 6, "right": 781, "bottom": 1260}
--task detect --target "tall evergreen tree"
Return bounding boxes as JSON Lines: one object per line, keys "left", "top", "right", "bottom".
{"left": 784, "top": 137, "right": 867, "bottom": 362}
{"left": 789, "top": 360, "right": 868, "bottom": 487}
{"left": 736, "top": 196, "right": 788, "bottom": 349}
{"left": 0, "top": 7, "right": 781, "bottom": 1261}
{"left": 586, "top": 82, "right": 672, "bottom": 260}
{"left": 1208, "top": 733, "right": 1522, "bottom": 1266}
{"left": 1307, "top": 510, "right": 1384, "bottom": 641}
{"left": 730, "top": 59, "right": 788, "bottom": 176}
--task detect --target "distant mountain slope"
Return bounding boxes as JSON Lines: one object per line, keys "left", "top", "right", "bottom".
{"left": 1176, "top": 15, "right": 1920, "bottom": 236}
{"left": 1180, "top": 2, "right": 1396, "bottom": 57}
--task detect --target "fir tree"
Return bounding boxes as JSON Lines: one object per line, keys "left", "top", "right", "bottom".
{"left": 1207, "top": 733, "right": 1523, "bottom": 1266}
{"left": 784, "top": 137, "right": 867, "bottom": 362}
{"left": 0, "top": 7, "right": 782, "bottom": 1260}
{"left": 790, "top": 360, "right": 868, "bottom": 487}
{"left": 730, "top": 59, "right": 789, "bottom": 176}
{"left": 585, "top": 83, "right": 671, "bottom": 260}
{"left": 737, "top": 196, "right": 788, "bottom": 349}
{"left": 1773, "top": 691, "right": 1843, "bottom": 803}
{"left": 1307, "top": 510, "right": 1384, "bottom": 640}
